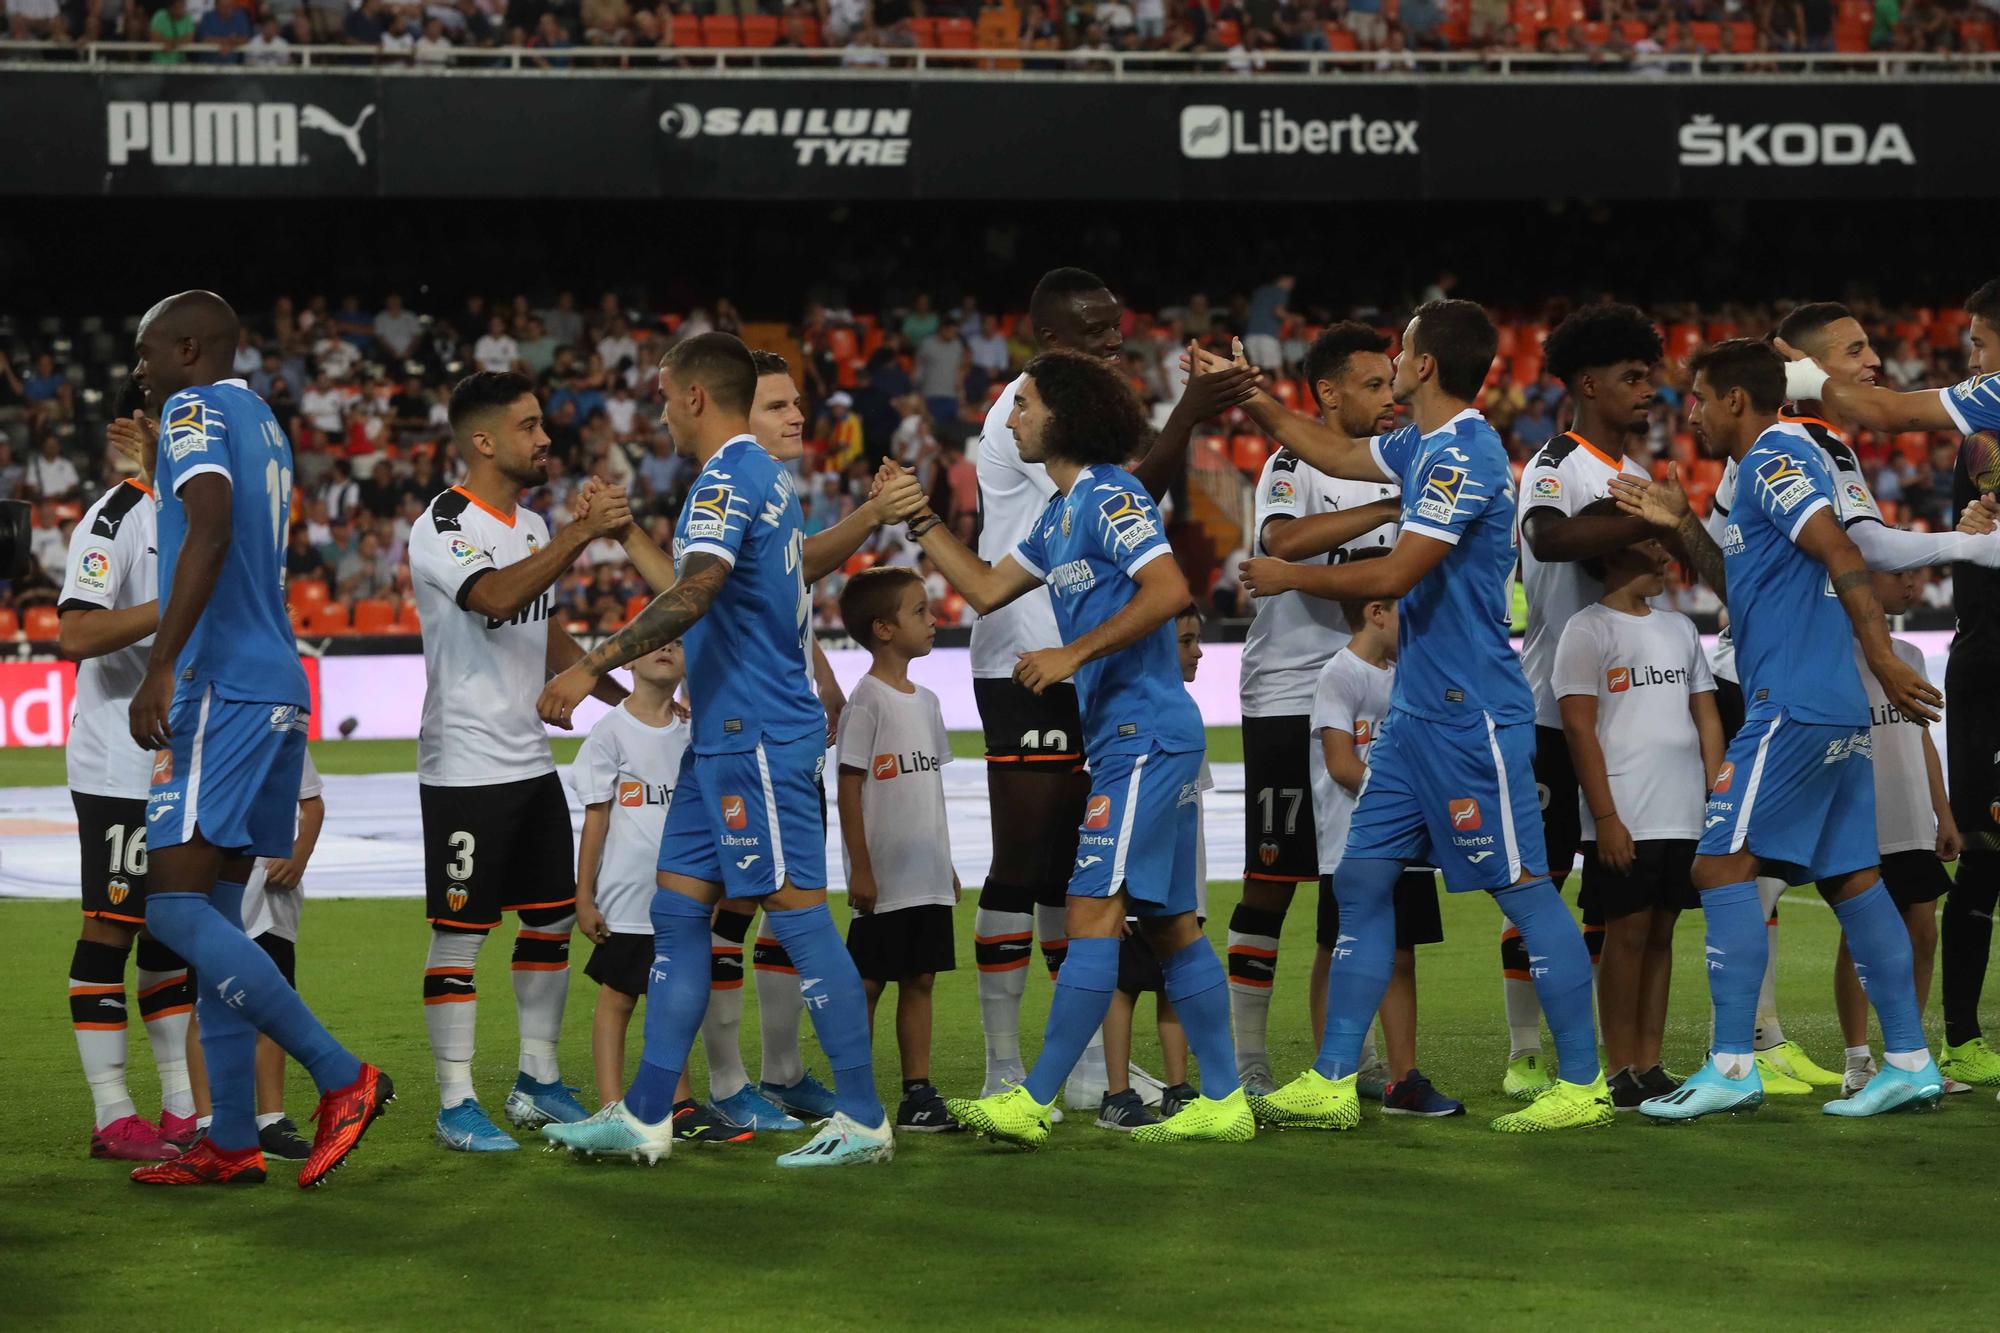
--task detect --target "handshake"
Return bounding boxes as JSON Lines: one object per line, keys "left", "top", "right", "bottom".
{"left": 571, "top": 478, "right": 635, "bottom": 539}
{"left": 867, "top": 457, "right": 932, "bottom": 529}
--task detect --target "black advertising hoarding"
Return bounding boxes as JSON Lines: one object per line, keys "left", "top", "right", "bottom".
{"left": 0, "top": 68, "right": 1989, "bottom": 201}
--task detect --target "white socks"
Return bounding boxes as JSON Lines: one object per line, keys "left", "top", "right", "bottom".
{"left": 755, "top": 932, "right": 807, "bottom": 1089}
{"left": 425, "top": 929, "right": 483, "bottom": 1108}
{"left": 974, "top": 906, "right": 1032, "bottom": 1083}
{"left": 511, "top": 915, "right": 574, "bottom": 1085}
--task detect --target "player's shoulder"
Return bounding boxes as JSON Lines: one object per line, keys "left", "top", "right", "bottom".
{"left": 421, "top": 484, "right": 475, "bottom": 533}
{"left": 86, "top": 478, "right": 153, "bottom": 539}
{"left": 1528, "top": 431, "right": 1582, "bottom": 471}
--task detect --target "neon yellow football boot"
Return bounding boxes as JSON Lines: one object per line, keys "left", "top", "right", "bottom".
{"left": 946, "top": 1085, "right": 1052, "bottom": 1150}
{"left": 1247, "top": 1069, "right": 1361, "bottom": 1131}
{"left": 1131, "top": 1087, "right": 1256, "bottom": 1144}
{"left": 1503, "top": 1052, "right": 1554, "bottom": 1103}
{"left": 1491, "top": 1073, "right": 1616, "bottom": 1133}
{"left": 1758, "top": 1040, "right": 1843, "bottom": 1088}
{"left": 1938, "top": 1036, "right": 2000, "bottom": 1087}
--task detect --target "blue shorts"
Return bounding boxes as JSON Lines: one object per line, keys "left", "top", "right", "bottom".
{"left": 657, "top": 735, "right": 828, "bottom": 898}
{"left": 146, "top": 686, "right": 308, "bottom": 859}
{"left": 1344, "top": 708, "right": 1547, "bottom": 893}
{"left": 1068, "top": 746, "right": 1203, "bottom": 917}
{"left": 1698, "top": 706, "right": 1877, "bottom": 885}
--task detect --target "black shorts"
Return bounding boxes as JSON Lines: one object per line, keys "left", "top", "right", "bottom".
{"left": 585, "top": 931, "right": 652, "bottom": 998}
{"left": 255, "top": 933, "right": 298, "bottom": 988}
{"left": 1115, "top": 916, "right": 1208, "bottom": 996}
{"left": 846, "top": 903, "right": 957, "bottom": 983}
{"left": 1945, "top": 653, "right": 2000, "bottom": 844}
{"left": 974, "top": 676, "right": 1085, "bottom": 766}
{"left": 1714, "top": 676, "right": 1747, "bottom": 745}
{"left": 1880, "top": 848, "right": 1951, "bottom": 910}
{"left": 1317, "top": 870, "right": 1445, "bottom": 951}
{"left": 1580, "top": 839, "right": 1699, "bottom": 919}
{"left": 1534, "top": 725, "right": 1581, "bottom": 887}
{"left": 73, "top": 792, "right": 151, "bottom": 924}
{"left": 1243, "top": 714, "right": 1319, "bottom": 882}
{"left": 421, "top": 773, "right": 576, "bottom": 931}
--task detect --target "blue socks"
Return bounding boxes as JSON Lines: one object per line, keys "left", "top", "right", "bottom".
{"left": 624, "top": 889, "right": 713, "bottom": 1125}
{"left": 1024, "top": 935, "right": 1119, "bottom": 1105}
{"left": 1698, "top": 880, "right": 1767, "bottom": 1057}
{"left": 1313, "top": 858, "right": 1400, "bottom": 1079}
{"left": 765, "top": 903, "right": 885, "bottom": 1128}
{"left": 1160, "top": 937, "right": 1240, "bottom": 1098}
{"left": 146, "top": 886, "right": 363, "bottom": 1150}
{"left": 1832, "top": 882, "right": 1926, "bottom": 1054}
{"left": 1493, "top": 876, "right": 1600, "bottom": 1085}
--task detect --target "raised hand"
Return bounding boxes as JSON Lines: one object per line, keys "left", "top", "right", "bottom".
{"left": 1609, "top": 471, "right": 1689, "bottom": 532}
{"left": 107, "top": 412, "right": 158, "bottom": 487}
{"left": 1239, "top": 556, "right": 1298, "bottom": 598}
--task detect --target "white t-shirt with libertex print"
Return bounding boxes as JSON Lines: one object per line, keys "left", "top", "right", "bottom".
{"left": 835, "top": 674, "right": 956, "bottom": 913}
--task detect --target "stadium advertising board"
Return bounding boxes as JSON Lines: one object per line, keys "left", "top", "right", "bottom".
{"left": 2, "top": 70, "right": 1989, "bottom": 200}
{"left": 0, "top": 658, "right": 324, "bottom": 747}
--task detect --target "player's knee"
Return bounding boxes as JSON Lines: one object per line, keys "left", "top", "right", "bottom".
{"left": 978, "top": 879, "right": 1035, "bottom": 916}
{"left": 1692, "top": 853, "right": 1754, "bottom": 891}
{"left": 80, "top": 915, "right": 137, "bottom": 949}
{"left": 903, "top": 972, "right": 935, "bottom": 994}
{"left": 1241, "top": 880, "right": 1297, "bottom": 912}
{"left": 1063, "top": 895, "right": 1125, "bottom": 940}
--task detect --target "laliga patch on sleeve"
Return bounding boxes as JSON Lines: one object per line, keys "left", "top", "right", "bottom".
{"left": 684, "top": 482, "right": 735, "bottom": 542}
{"left": 1266, "top": 477, "right": 1297, "bottom": 507}
{"left": 162, "top": 396, "right": 216, "bottom": 464}
{"left": 1097, "top": 489, "right": 1159, "bottom": 553}
{"left": 1532, "top": 475, "right": 1561, "bottom": 500}
{"left": 76, "top": 546, "right": 113, "bottom": 593}
{"left": 1753, "top": 451, "right": 1816, "bottom": 514}
{"left": 447, "top": 535, "right": 484, "bottom": 567}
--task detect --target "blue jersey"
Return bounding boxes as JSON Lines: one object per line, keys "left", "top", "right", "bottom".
{"left": 672, "top": 435, "right": 821, "bottom": 754}
{"left": 1940, "top": 371, "right": 2000, "bottom": 435}
{"left": 154, "top": 378, "right": 308, "bottom": 707}
{"left": 1011, "top": 464, "right": 1203, "bottom": 758}
{"left": 1719, "top": 424, "right": 1867, "bottom": 726}
{"left": 1371, "top": 410, "right": 1532, "bottom": 724}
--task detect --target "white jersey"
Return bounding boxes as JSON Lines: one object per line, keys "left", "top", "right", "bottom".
{"left": 1551, "top": 603, "right": 1714, "bottom": 842}
{"left": 970, "top": 376, "right": 1062, "bottom": 677}
{"left": 1707, "top": 417, "right": 1881, "bottom": 684}
{"left": 1860, "top": 637, "right": 1936, "bottom": 855}
{"left": 1240, "top": 448, "right": 1398, "bottom": 717}
{"left": 409, "top": 486, "right": 556, "bottom": 786}
{"left": 836, "top": 674, "right": 956, "bottom": 912}
{"left": 60, "top": 479, "right": 158, "bottom": 799}
{"left": 240, "top": 752, "right": 323, "bottom": 943}
{"left": 568, "top": 703, "right": 690, "bottom": 934}
{"left": 1308, "top": 647, "right": 1394, "bottom": 876}
{"left": 1517, "top": 432, "right": 1652, "bottom": 728}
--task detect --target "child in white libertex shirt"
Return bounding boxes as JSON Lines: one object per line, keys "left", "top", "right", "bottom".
{"left": 1553, "top": 538, "right": 1723, "bottom": 1112}
{"left": 835, "top": 567, "right": 961, "bottom": 1134}
{"left": 569, "top": 643, "right": 693, "bottom": 1111}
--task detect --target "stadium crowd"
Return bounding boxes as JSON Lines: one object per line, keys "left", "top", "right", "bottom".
{"left": 4, "top": 0, "right": 1996, "bottom": 60}
{"left": 0, "top": 283, "right": 1975, "bottom": 636}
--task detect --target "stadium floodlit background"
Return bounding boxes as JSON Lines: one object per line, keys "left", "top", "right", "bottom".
{"left": 4, "top": 14, "right": 2000, "bottom": 1327}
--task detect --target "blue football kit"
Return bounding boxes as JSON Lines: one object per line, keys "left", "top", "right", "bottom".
{"left": 1342, "top": 410, "right": 1543, "bottom": 892}
{"left": 655, "top": 435, "right": 829, "bottom": 898}
{"left": 1012, "top": 464, "right": 1206, "bottom": 916}
{"left": 1697, "top": 424, "right": 1876, "bottom": 885}
{"left": 147, "top": 378, "right": 310, "bottom": 858}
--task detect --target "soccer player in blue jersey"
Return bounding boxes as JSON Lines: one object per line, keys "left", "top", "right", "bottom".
{"left": 900, "top": 350, "right": 1252, "bottom": 1147}
{"left": 1617, "top": 339, "right": 1945, "bottom": 1119}
{"left": 535, "top": 333, "right": 892, "bottom": 1167}
{"left": 123, "top": 291, "right": 391, "bottom": 1189}
{"left": 1780, "top": 281, "right": 2000, "bottom": 1094}
{"left": 1211, "top": 299, "right": 1610, "bottom": 1133}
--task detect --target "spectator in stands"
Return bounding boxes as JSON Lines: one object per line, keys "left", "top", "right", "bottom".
{"left": 29, "top": 502, "right": 67, "bottom": 573}
{"left": 321, "top": 459, "right": 363, "bottom": 524}
{"left": 344, "top": 0, "right": 385, "bottom": 44}
{"left": 373, "top": 293, "right": 423, "bottom": 363}
{"left": 24, "top": 435, "right": 78, "bottom": 502}
{"left": 244, "top": 16, "right": 295, "bottom": 62}
{"left": 517, "top": 315, "right": 559, "bottom": 376}
{"left": 474, "top": 315, "right": 519, "bottom": 373}
{"left": 1345, "top": 0, "right": 1385, "bottom": 42}
{"left": 1885, "top": 336, "right": 1927, "bottom": 389}
{"left": 414, "top": 16, "right": 455, "bottom": 62}
{"left": 305, "top": 0, "right": 343, "bottom": 40}
{"left": 596, "top": 316, "right": 639, "bottom": 386}
{"left": 939, "top": 437, "right": 979, "bottom": 544}
{"left": 635, "top": 434, "right": 680, "bottom": 507}
{"left": 20, "top": 353, "right": 61, "bottom": 408}
{"left": 581, "top": 0, "right": 629, "bottom": 44}
{"left": 966, "top": 314, "right": 1012, "bottom": 379}
{"left": 8, "top": 0, "right": 67, "bottom": 39}
{"left": 1134, "top": 0, "right": 1167, "bottom": 39}
{"left": 0, "top": 440, "right": 21, "bottom": 502}
{"left": 1243, "top": 274, "right": 1294, "bottom": 372}
{"left": 356, "top": 459, "right": 399, "bottom": 519}
{"left": 818, "top": 391, "right": 866, "bottom": 472}
{"left": 286, "top": 525, "right": 332, "bottom": 584}
{"left": 915, "top": 317, "right": 970, "bottom": 428}
{"left": 195, "top": 0, "right": 252, "bottom": 59}
{"left": 1212, "top": 542, "right": 1248, "bottom": 617}
{"left": 336, "top": 530, "right": 395, "bottom": 602}
{"left": 824, "top": 0, "right": 868, "bottom": 44}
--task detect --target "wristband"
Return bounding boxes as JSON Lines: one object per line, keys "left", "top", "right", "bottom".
{"left": 1783, "top": 358, "right": 1830, "bottom": 404}
{"left": 1592, "top": 811, "right": 1618, "bottom": 822}
{"left": 907, "top": 514, "right": 940, "bottom": 539}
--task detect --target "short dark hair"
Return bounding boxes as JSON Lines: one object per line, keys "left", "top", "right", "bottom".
{"left": 1689, "top": 338, "right": 1786, "bottom": 413}
{"left": 1176, "top": 602, "right": 1203, "bottom": 624}
{"left": 1336, "top": 547, "right": 1392, "bottom": 628}
{"left": 1029, "top": 267, "right": 1109, "bottom": 334}
{"left": 1021, "top": 350, "right": 1151, "bottom": 468}
{"left": 448, "top": 370, "right": 537, "bottom": 434}
{"left": 1967, "top": 279, "right": 2000, "bottom": 330}
{"left": 660, "top": 331, "right": 756, "bottom": 415}
{"left": 839, "top": 565, "right": 923, "bottom": 646}
{"left": 749, "top": 349, "right": 791, "bottom": 378}
{"left": 1542, "top": 303, "right": 1663, "bottom": 386}
{"left": 112, "top": 375, "right": 146, "bottom": 420}
{"left": 1774, "top": 301, "right": 1854, "bottom": 354}
{"left": 1302, "top": 322, "right": 1392, "bottom": 394}
{"left": 1410, "top": 299, "right": 1498, "bottom": 401}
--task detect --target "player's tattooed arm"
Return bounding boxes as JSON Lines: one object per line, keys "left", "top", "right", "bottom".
{"left": 1798, "top": 508, "right": 1942, "bottom": 723}
{"left": 548, "top": 620, "right": 629, "bottom": 705}
{"left": 536, "top": 554, "right": 728, "bottom": 728}
{"left": 1608, "top": 471, "right": 1727, "bottom": 600}
{"left": 131, "top": 472, "right": 230, "bottom": 750}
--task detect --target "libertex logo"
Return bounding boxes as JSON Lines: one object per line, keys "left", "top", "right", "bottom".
{"left": 1179, "top": 104, "right": 1419, "bottom": 160}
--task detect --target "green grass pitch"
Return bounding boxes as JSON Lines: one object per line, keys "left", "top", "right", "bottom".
{"left": 3, "top": 735, "right": 1998, "bottom": 1328}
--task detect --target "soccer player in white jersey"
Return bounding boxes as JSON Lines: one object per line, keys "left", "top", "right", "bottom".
{"left": 408, "top": 371, "right": 635, "bottom": 1153}
{"left": 968, "top": 266, "right": 1255, "bottom": 1110}
{"left": 1630, "top": 298, "right": 2000, "bottom": 1092}
{"left": 1772, "top": 281, "right": 2000, "bottom": 1092}
{"left": 1552, "top": 539, "right": 1721, "bottom": 1111}
{"left": 1226, "top": 323, "right": 1405, "bottom": 1097}
{"left": 1831, "top": 570, "right": 1962, "bottom": 1094}
{"left": 1504, "top": 304, "right": 1679, "bottom": 1102}
{"left": 58, "top": 404, "right": 195, "bottom": 1162}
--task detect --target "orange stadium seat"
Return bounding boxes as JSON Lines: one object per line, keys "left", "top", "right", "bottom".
{"left": 741, "top": 15, "right": 779, "bottom": 44}
{"left": 25, "top": 606, "right": 61, "bottom": 640}
{"left": 352, "top": 599, "right": 396, "bottom": 633}
{"left": 1619, "top": 19, "right": 1648, "bottom": 40}
{"left": 1512, "top": 352, "right": 1543, "bottom": 384}
{"left": 307, "top": 603, "right": 350, "bottom": 635}
{"left": 910, "top": 16, "right": 939, "bottom": 45}
{"left": 1687, "top": 20, "right": 1721, "bottom": 49}
{"left": 796, "top": 15, "right": 822, "bottom": 44}
{"left": 672, "top": 14, "right": 703, "bottom": 45}
{"left": 1213, "top": 19, "right": 1241, "bottom": 44}
{"left": 288, "top": 577, "right": 330, "bottom": 611}
{"left": 937, "top": 17, "right": 976, "bottom": 46}
{"left": 1271, "top": 378, "right": 1302, "bottom": 411}
{"left": 1837, "top": 0, "right": 1871, "bottom": 21}
{"left": 1725, "top": 20, "right": 1755, "bottom": 48}
{"left": 1964, "top": 19, "right": 1997, "bottom": 48}
{"left": 1578, "top": 22, "right": 1609, "bottom": 45}
{"left": 700, "top": 15, "right": 741, "bottom": 44}
{"left": 1325, "top": 24, "right": 1357, "bottom": 49}
{"left": 1665, "top": 322, "right": 1702, "bottom": 363}
{"left": 1230, "top": 434, "right": 1271, "bottom": 474}
{"left": 624, "top": 593, "right": 652, "bottom": 622}
{"left": 394, "top": 602, "right": 422, "bottom": 634}
{"left": 1833, "top": 19, "right": 1869, "bottom": 49}
{"left": 0, "top": 608, "right": 18, "bottom": 639}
